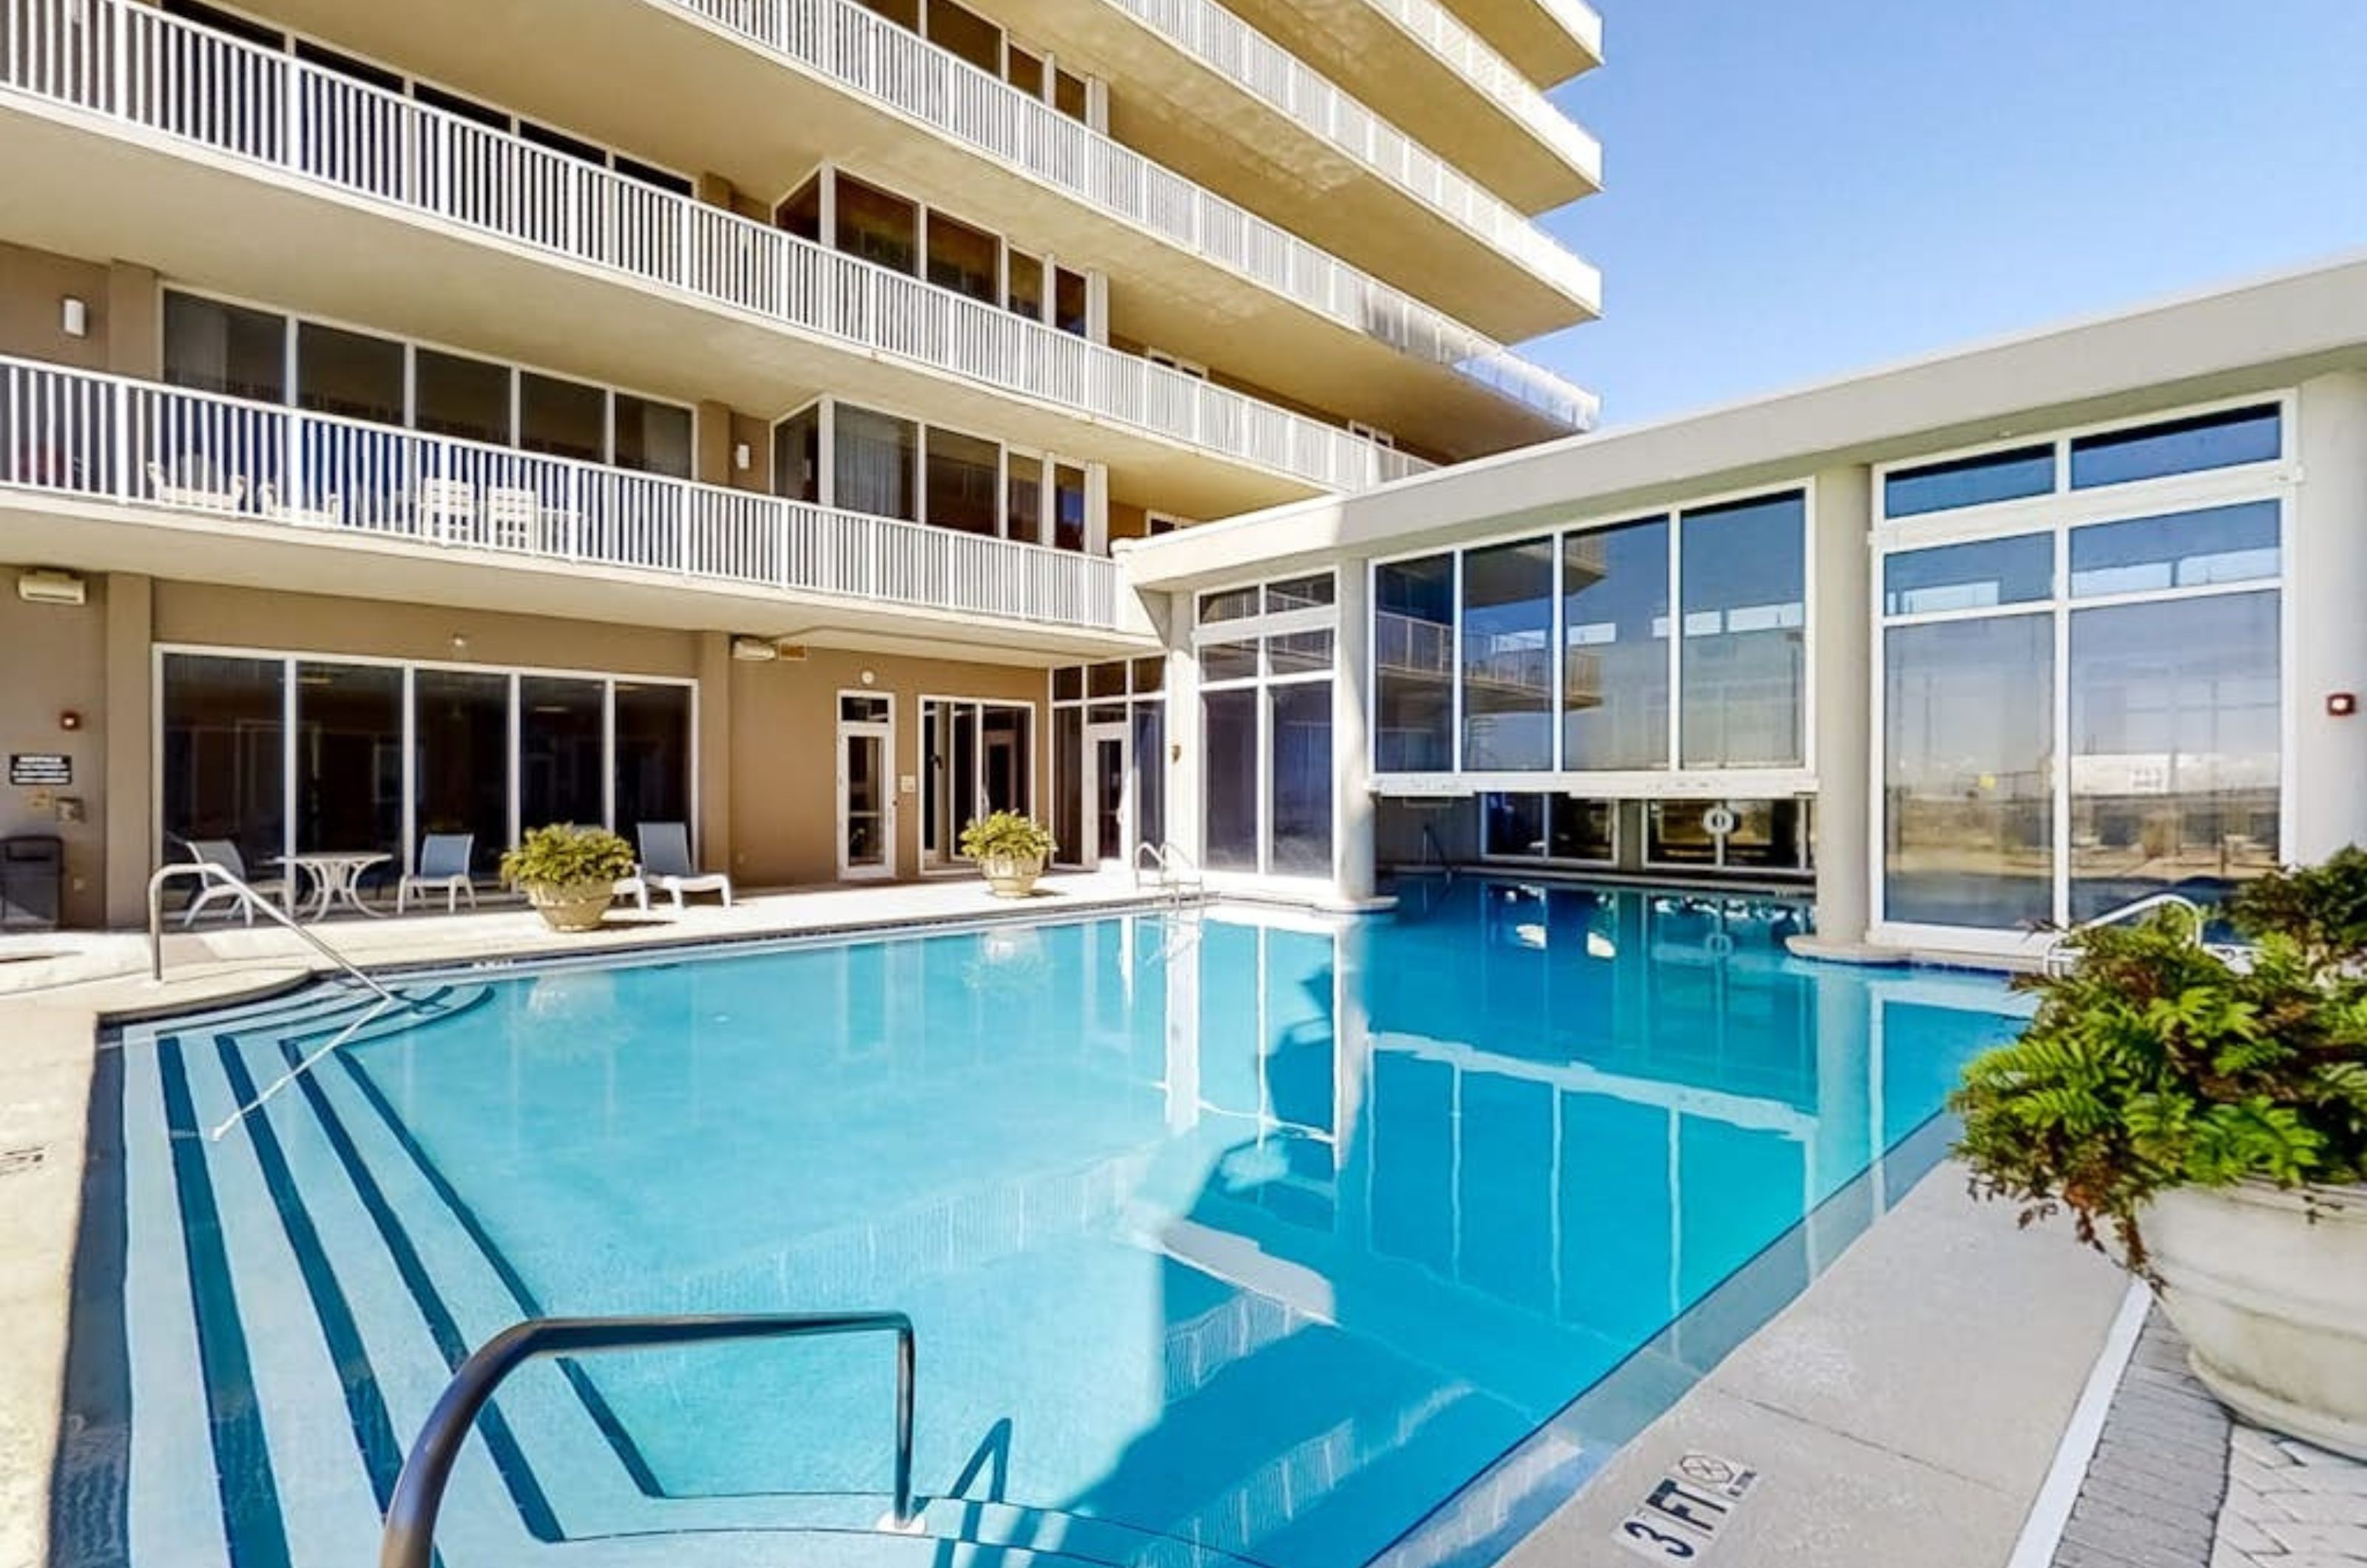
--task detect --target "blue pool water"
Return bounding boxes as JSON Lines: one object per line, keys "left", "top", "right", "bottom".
{"left": 78, "top": 881, "right": 2025, "bottom": 1568}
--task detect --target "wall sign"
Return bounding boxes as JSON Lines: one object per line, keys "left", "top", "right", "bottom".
{"left": 1615, "top": 1452, "right": 1760, "bottom": 1562}
{"left": 8, "top": 754, "right": 70, "bottom": 787}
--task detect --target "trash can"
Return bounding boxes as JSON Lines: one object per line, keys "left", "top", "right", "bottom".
{"left": 0, "top": 835, "right": 64, "bottom": 931}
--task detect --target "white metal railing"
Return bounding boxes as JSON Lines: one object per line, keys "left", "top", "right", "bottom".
{"left": 1360, "top": 0, "right": 1601, "bottom": 186}
{"left": 0, "top": 0, "right": 1439, "bottom": 490}
{"left": 653, "top": 0, "right": 1601, "bottom": 427}
{"left": 1375, "top": 610, "right": 1453, "bottom": 677}
{"left": 0, "top": 355, "right": 1135, "bottom": 631}
{"left": 2037, "top": 891, "right": 2208, "bottom": 976}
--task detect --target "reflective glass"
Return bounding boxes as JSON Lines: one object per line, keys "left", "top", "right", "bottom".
{"left": 834, "top": 405, "right": 919, "bottom": 521}
{"left": 1547, "top": 797, "right": 1615, "bottom": 862}
{"left": 163, "top": 294, "right": 286, "bottom": 403}
{"left": 519, "top": 374, "right": 606, "bottom": 463}
{"left": 414, "top": 351, "right": 510, "bottom": 446}
{"left": 519, "top": 676, "right": 605, "bottom": 832}
{"left": 2070, "top": 405, "right": 2280, "bottom": 490}
{"left": 1374, "top": 555, "right": 1453, "bottom": 771}
{"left": 1562, "top": 519, "right": 1668, "bottom": 770}
{"left": 1203, "top": 689, "right": 1260, "bottom": 871}
{"left": 1461, "top": 538, "right": 1554, "bottom": 771}
{"left": 2067, "top": 501, "right": 2280, "bottom": 598}
{"left": 1883, "top": 534, "right": 2053, "bottom": 616}
{"left": 293, "top": 663, "right": 402, "bottom": 889}
{"left": 1679, "top": 493, "right": 1806, "bottom": 768}
{"left": 1482, "top": 794, "right": 1546, "bottom": 859}
{"left": 924, "top": 428, "right": 1000, "bottom": 537}
{"left": 161, "top": 654, "right": 286, "bottom": 876}
{"left": 1200, "top": 640, "right": 1259, "bottom": 683}
{"left": 1269, "top": 682, "right": 1334, "bottom": 876}
{"left": 1883, "top": 445, "right": 2055, "bottom": 518}
{"left": 414, "top": 669, "right": 510, "bottom": 877}
{"left": 614, "top": 682, "right": 692, "bottom": 837}
{"left": 295, "top": 322, "right": 402, "bottom": 425}
{"left": 614, "top": 396, "right": 692, "bottom": 479}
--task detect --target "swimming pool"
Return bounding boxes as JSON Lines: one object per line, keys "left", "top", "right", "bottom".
{"left": 65, "top": 880, "right": 2023, "bottom": 1568}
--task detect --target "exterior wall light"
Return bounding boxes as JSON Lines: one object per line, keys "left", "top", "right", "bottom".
{"left": 61, "top": 297, "right": 89, "bottom": 338}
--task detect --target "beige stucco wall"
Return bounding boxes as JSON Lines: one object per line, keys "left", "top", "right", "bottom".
{"left": 0, "top": 240, "right": 112, "bottom": 371}
{"left": 0, "top": 568, "right": 109, "bottom": 927}
{"left": 728, "top": 647, "right": 1053, "bottom": 888}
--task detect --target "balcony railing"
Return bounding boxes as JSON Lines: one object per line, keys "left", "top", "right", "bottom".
{"left": 1358, "top": 0, "right": 1601, "bottom": 185}
{"left": 658, "top": 0, "right": 1601, "bottom": 426}
{"left": 0, "top": 0, "right": 1434, "bottom": 493}
{"left": 0, "top": 356, "right": 1135, "bottom": 632}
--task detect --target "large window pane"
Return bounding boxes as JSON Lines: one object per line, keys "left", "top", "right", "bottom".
{"left": 414, "top": 351, "right": 510, "bottom": 445}
{"left": 2067, "top": 501, "right": 2280, "bottom": 598}
{"left": 1054, "top": 463, "right": 1087, "bottom": 552}
{"left": 1203, "top": 689, "right": 1260, "bottom": 872}
{"left": 1054, "top": 706, "right": 1083, "bottom": 865}
{"left": 161, "top": 654, "right": 286, "bottom": 876}
{"left": 1462, "top": 538, "right": 1553, "bottom": 771}
{"left": 1374, "top": 555, "right": 1453, "bottom": 771}
{"left": 925, "top": 428, "right": 1000, "bottom": 536}
{"left": 614, "top": 682, "right": 691, "bottom": 837}
{"left": 1884, "top": 617, "right": 2055, "bottom": 929}
{"left": 834, "top": 177, "right": 919, "bottom": 274}
{"left": 295, "top": 322, "right": 403, "bottom": 425}
{"left": 163, "top": 294, "right": 286, "bottom": 403}
{"left": 1547, "top": 796, "right": 1615, "bottom": 862}
{"left": 1005, "top": 452, "right": 1043, "bottom": 542}
{"left": 834, "top": 405, "right": 918, "bottom": 521}
{"left": 1883, "top": 534, "right": 2053, "bottom": 616}
{"left": 614, "top": 396, "right": 692, "bottom": 479}
{"left": 414, "top": 669, "right": 509, "bottom": 877}
{"left": 293, "top": 663, "right": 402, "bottom": 897}
{"left": 1883, "top": 445, "right": 2055, "bottom": 518}
{"left": 1482, "top": 793, "right": 1546, "bottom": 859}
{"left": 773, "top": 408, "right": 820, "bottom": 503}
{"left": 982, "top": 705, "right": 1030, "bottom": 815}
{"left": 519, "top": 374, "right": 607, "bottom": 463}
{"left": 925, "top": 209, "right": 999, "bottom": 304}
{"left": 1131, "top": 700, "right": 1165, "bottom": 850}
{"left": 924, "top": 0, "right": 1002, "bottom": 72}
{"left": 519, "top": 676, "right": 606, "bottom": 832}
{"left": 1269, "top": 681, "right": 1334, "bottom": 876}
{"left": 2069, "top": 592, "right": 2280, "bottom": 920}
{"left": 1680, "top": 492, "right": 1805, "bottom": 768}
{"left": 1722, "top": 799, "right": 1806, "bottom": 870}
{"left": 2070, "top": 405, "right": 2280, "bottom": 490}
{"left": 1563, "top": 519, "right": 1668, "bottom": 771}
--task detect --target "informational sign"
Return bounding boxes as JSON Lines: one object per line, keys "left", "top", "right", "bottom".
{"left": 1615, "top": 1452, "right": 1761, "bottom": 1562}
{"left": 8, "top": 754, "right": 70, "bottom": 787}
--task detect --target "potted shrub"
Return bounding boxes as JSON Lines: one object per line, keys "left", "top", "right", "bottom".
{"left": 959, "top": 811, "right": 1055, "bottom": 898}
{"left": 1952, "top": 849, "right": 2367, "bottom": 1458}
{"left": 500, "top": 824, "right": 635, "bottom": 933}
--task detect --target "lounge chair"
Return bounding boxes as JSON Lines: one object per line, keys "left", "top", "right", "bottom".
{"left": 626, "top": 822, "right": 732, "bottom": 913}
{"left": 396, "top": 833, "right": 478, "bottom": 913}
{"left": 178, "top": 839, "right": 291, "bottom": 927}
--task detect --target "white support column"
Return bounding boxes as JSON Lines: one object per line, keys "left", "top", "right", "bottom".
{"left": 1791, "top": 464, "right": 1888, "bottom": 962}
{"left": 1334, "top": 557, "right": 1377, "bottom": 905}
{"left": 1161, "top": 592, "right": 1204, "bottom": 869}
{"left": 2291, "top": 371, "right": 2367, "bottom": 862}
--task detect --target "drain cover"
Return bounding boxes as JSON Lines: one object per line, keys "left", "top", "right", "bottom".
{"left": 0, "top": 1146, "right": 50, "bottom": 1177}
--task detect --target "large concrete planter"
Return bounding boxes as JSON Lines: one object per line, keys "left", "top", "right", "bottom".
{"left": 523, "top": 881, "right": 616, "bottom": 932}
{"left": 979, "top": 854, "right": 1045, "bottom": 898}
{"left": 2147, "top": 1180, "right": 2367, "bottom": 1458}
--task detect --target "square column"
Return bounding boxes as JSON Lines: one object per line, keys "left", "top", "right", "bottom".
{"left": 1334, "top": 557, "right": 1377, "bottom": 903}
{"left": 1790, "top": 464, "right": 1888, "bottom": 961}
{"left": 2291, "top": 371, "right": 2367, "bottom": 862}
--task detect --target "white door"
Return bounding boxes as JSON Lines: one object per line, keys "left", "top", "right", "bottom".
{"left": 837, "top": 694, "right": 896, "bottom": 880}
{"left": 1085, "top": 719, "right": 1130, "bottom": 868}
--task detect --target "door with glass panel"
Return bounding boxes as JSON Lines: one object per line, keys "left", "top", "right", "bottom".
{"left": 837, "top": 695, "right": 896, "bottom": 880}
{"left": 1086, "top": 720, "right": 1130, "bottom": 867}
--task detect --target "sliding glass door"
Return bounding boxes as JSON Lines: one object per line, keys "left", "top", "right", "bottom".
{"left": 922, "top": 697, "right": 1036, "bottom": 868}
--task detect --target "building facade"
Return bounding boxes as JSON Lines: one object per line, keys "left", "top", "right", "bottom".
{"left": 1123, "top": 255, "right": 2367, "bottom": 960}
{"left": 0, "top": 0, "right": 1604, "bottom": 925}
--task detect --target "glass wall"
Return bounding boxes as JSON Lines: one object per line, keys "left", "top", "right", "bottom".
{"left": 161, "top": 655, "right": 286, "bottom": 873}
{"left": 1678, "top": 493, "right": 1806, "bottom": 769}
{"left": 1050, "top": 660, "right": 1164, "bottom": 868}
{"left": 1203, "top": 689, "right": 1260, "bottom": 872}
{"left": 1562, "top": 519, "right": 1668, "bottom": 771}
{"left": 1460, "top": 539, "right": 1553, "bottom": 771}
{"left": 1374, "top": 555, "right": 1453, "bottom": 772}
{"left": 293, "top": 661, "right": 402, "bottom": 873}
{"left": 614, "top": 683, "right": 692, "bottom": 834}
{"left": 922, "top": 698, "right": 1035, "bottom": 865}
{"left": 519, "top": 676, "right": 606, "bottom": 831}
{"left": 1481, "top": 794, "right": 1613, "bottom": 865}
{"left": 415, "top": 669, "right": 511, "bottom": 878}
{"left": 1197, "top": 575, "right": 1337, "bottom": 879}
{"left": 1876, "top": 401, "right": 2287, "bottom": 933}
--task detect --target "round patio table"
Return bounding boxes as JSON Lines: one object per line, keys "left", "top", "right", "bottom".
{"left": 277, "top": 852, "right": 391, "bottom": 922}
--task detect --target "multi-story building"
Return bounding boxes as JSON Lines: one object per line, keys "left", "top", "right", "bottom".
{"left": 0, "top": 0, "right": 1604, "bottom": 926}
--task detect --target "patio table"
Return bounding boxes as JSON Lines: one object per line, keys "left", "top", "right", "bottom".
{"left": 274, "top": 852, "right": 391, "bottom": 922}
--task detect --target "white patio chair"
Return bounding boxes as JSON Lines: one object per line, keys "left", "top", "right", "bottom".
{"left": 418, "top": 478, "right": 476, "bottom": 544}
{"left": 259, "top": 482, "right": 345, "bottom": 527}
{"left": 484, "top": 487, "right": 538, "bottom": 551}
{"left": 396, "top": 833, "right": 478, "bottom": 914}
{"left": 146, "top": 461, "right": 247, "bottom": 513}
{"left": 178, "top": 839, "right": 290, "bottom": 927}
{"left": 624, "top": 822, "right": 732, "bottom": 913}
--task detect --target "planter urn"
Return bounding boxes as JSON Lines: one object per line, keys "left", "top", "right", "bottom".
{"left": 524, "top": 880, "right": 616, "bottom": 933}
{"left": 980, "top": 853, "right": 1045, "bottom": 899}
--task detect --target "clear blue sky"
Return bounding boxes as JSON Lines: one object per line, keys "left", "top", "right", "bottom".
{"left": 1522, "top": 0, "right": 2367, "bottom": 427}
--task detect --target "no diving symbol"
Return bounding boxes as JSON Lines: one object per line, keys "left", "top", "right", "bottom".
{"left": 1701, "top": 805, "right": 1738, "bottom": 838}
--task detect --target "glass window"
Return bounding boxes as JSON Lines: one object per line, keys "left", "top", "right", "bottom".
{"left": 772, "top": 407, "right": 820, "bottom": 503}
{"left": 1130, "top": 700, "right": 1165, "bottom": 850}
{"left": 1374, "top": 554, "right": 1453, "bottom": 772}
{"left": 161, "top": 654, "right": 286, "bottom": 877}
{"left": 1053, "top": 706, "right": 1082, "bottom": 863}
{"left": 1006, "top": 44, "right": 1044, "bottom": 98}
{"left": 1647, "top": 801, "right": 1718, "bottom": 867}
{"left": 519, "top": 374, "right": 607, "bottom": 463}
{"left": 519, "top": 677, "right": 605, "bottom": 833}
{"left": 1005, "top": 250, "right": 1044, "bottom": 321}
{"left": 834, "top": 404, "right": 919, "bottom": 521}
{"left": 1053, "top": 463, "right": 1087, "bottom": 552}
{"left": 1268, "top": 629, "right": 1334, "bottom": 675}
{"left": 1269, "top": 682, "right": 1333, "bottom": 876}
{"left": 841, "top": 694, "right": 892, "bottom": 724}
{"left": 1562, "top": 519, "right": 1668, "bottom": 771}
{"left": 1883, "top": 445, "right": 2055, "bottom": 518}
{"left": 924, "top": 428, "right": 1000, "bottom": 536}
{"left": 1884, "top": 616, "right": 2056, "bottom": 929}
{"left": 1722, "top": 800, "right": 1806, "bottom": 870}
{"left": 834, "top": 177, "right": 919, "bottom": 274}
{"left": 1548, "top": 797, "right": 1615, "bottom": 862}
{"left": 981, "top": 704, "right": 1030, "bottom": 816}
{"left": 616, "top": 158, "right": 692, "bottom": 197}
{"left": 295, "top": 322, "right": 403, "bottom": 425}
{"left": 925, "top": 211, "right": 999, "bottom": 305}
{"left": 1200, "top": 640, "right": 1259, "bottom": 683}
{"left": 1053, "top": 68, "right": 1087, "bottom": 122}
{"left": 413, "top": 350, "right": 511, "bottom": 445}
{"left": 1087, "top": 661, "right": 1128, "bottom": 699}
{"left": 925, "top": 0, "right": 1002, "bottom": 72}
{"left": 412, "top": 82, "right": 510, "bottom": 133}
{"left": 413, "top": 669, "right": 510, "bottom": 878}
{"left": 1679, "top": 492, "right": 1806, "bottom": 768}
{"left": 1883, "top": 535, "right": 2053, "bottom": 616}
{"left": 2067, "top": 500, "right": 2280, "bottom": 598}
{"left": 854, "top": 0, "right": 919, "bottom": 26}
{"left": 1265, "top": 575, "right": 1334, "bottom": 612}
{"left": 1004, "top": 451, "right": 1043, "bottom": 542}
{"left": 614, "top": 682, "right": 691, "bottom": 837}
{"left": 1462, "top": 538, "right": 1553, "bottom": 771}
{"left": 613, "top": 396, "right": 692, "bottom": 479}
{"left": 1053, "top": 267, "right": 1090, "bottom": 337}
{"left": 777, "top": 175, "right": 823, "bottom": 243}
{"left": 1130, "top": 658, "right": 1164, "bottom": 694}
{"left": 293, "top": 663, "right": 402, "bottom": 878}
{"left": 1203, "top": 688, "right": 1260, "bottom": 871}
{"left": 163, "top": 294, "right": 286, "bottom": 403}
{"left": 1199, "top": 586, "right": 1261, "bottom": 624}
{"left": 1052, "top": 666, "right": 1082, "bottom": 701}
{"left": 2068, "top": 592, "right": 2280, "bottom": 921}
{"left": 1482, "top": 793, "right": 1547, "bottom": 859}
{"left": 519, "top": 121, "right": 604, "bottom": 167}
{"left": 2070, "top": 405, "right": 2280, "bottom": 490}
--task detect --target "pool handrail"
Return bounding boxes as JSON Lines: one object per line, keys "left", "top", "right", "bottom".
{"left": 1133, "top": 840, "right": 1203, "bottom": 894}
{"left": 146, "top": 861, "right": 398, "bottom": 1002}
{"left": 379, "top": 1311, "right": 919, "bottom": 1568}
{"left": 2036, "top": 890, "right": 2207, "bottom": 976}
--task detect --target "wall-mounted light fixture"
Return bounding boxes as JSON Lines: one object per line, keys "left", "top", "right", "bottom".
{"left": 733, "top": 442, "right": 752, "bottom": 471}
{"left": 61, "top": 297, "right": 89, "bottom": 339}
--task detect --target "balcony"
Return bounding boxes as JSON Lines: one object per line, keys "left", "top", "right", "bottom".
{"left": 1445, "top": 0, "right": 1604, "bottom": 88}
{"left": 0, "top": 0, "right": 1435, "bottom": 501}
{"left": 0, "top": 356, "right": 1150, "bottom": 645}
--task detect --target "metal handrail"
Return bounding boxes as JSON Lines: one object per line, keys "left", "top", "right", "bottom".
{"left": 2038, "top": 891, "right": 2207, "bottom": 976}
{"left": 1132, "top": 841, "right": 1203, "bottom": 893}
{"left": 147, "top": 862, "right": 397, "bottom": 1002}
{"left": 1418, "top": 822, "right": 1456, "bottom": 887}
{"left": 379, "top": 1312, "right": 919, "bottom": 1568}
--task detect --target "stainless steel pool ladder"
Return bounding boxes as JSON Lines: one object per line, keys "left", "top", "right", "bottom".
{"left": 1133, "top": 840, "right": 1203, "bottom": 899}
{"left": 379, "top": 1311, "right": 919, "bottom": 1568}
{"left": 146, "top": 862, "right": 397, "bottom": 1001}
{"left": 1417, "top": 822, "right": 1455, "bottom": 886}
{"left": 2035, "top": 890, "right": 2214, "bottom": 976}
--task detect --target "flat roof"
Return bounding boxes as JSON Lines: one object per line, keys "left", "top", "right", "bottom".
{"left": 1120, "top": 247, "right": 2367, "bottom": 589}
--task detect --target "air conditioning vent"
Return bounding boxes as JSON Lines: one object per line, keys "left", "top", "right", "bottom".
{"left": 16, "top": 570, "right": 86, "bottom": 606}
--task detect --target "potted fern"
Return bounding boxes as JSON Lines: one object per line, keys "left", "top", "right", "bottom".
{"left": 1952, "top": 848, "right": 2367, "bottom": 1458}
{"left": 500, "top": 824, "right": 635, "bottom": 932}
{"left": 959, "top": 811, "right": 1055, "bottom": 898}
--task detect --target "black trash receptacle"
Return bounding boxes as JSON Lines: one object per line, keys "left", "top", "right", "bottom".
{"left": 0, "top": 835, "right": 65, "bottom": 931}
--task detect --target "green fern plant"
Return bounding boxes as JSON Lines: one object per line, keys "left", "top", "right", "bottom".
{"left": 1952, "top": 849, "right": 2367, "bottom": 1274}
